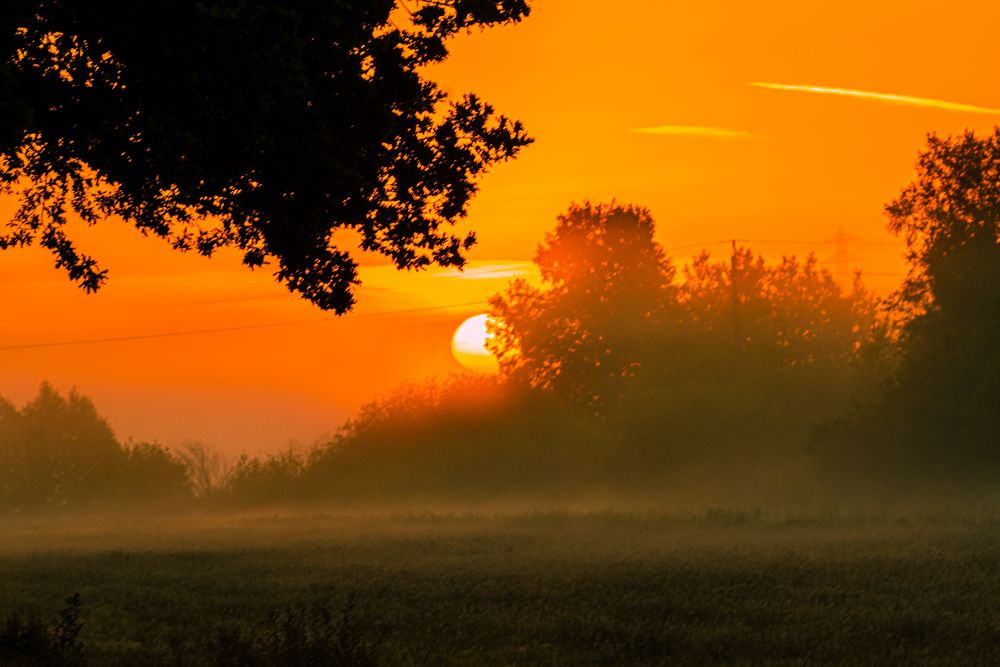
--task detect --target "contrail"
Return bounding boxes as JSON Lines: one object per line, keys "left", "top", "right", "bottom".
{"left": 750, "top": 82, "right": 1000, "bottom": 115}
{"left": 630, "top": 125, "right": 755, "bottom": 139}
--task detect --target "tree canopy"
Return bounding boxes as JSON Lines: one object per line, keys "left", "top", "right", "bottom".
{"left": 679, "top": 249, "right": 877, "bottom": 369}
{"left": 488, "top": 201, "right": 878, "bottom": 418}
{"left": 0, "top": 383, "right": 191, "bottom": 510}
{"left": 886, "top": 131, "right": 1000, "bottom": 414}
{"left": 488, "top": 202, "right": 676, "bottom": 412}
{"left": 862, "top": 130, "right": 1000, "bottom": 477}
{"left": 886, "top": 129, "right": 1000, "bottom": 331}
{"left": 810, "top": 129, "right": 1000, "bottom": 493}
{"left": 0, "top": 1, "right": 532, "bottom": 311}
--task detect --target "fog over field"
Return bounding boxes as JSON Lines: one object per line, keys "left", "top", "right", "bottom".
{"left": 5, "top": 511, "right": 1000, "bottom": 665}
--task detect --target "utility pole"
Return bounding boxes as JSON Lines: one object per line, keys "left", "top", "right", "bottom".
{"left": 730, "top": 239, "right": 742, "bottom": 351}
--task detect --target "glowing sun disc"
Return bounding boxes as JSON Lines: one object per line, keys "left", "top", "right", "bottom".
{"left": 452, "top": 314, "right": 499, "bottom": 374}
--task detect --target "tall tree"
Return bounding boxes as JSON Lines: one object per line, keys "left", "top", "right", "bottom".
{"left": 886, "top": 130, "right": 1000, "bottom": 330}
{"left": 488, "top": 202, "right": 675, "bottom": 413}
{"left": 0, "top": 1, "right": 532, "bottom": 311}
{"left": 6, "top": 383, "right": 123, "bottom": 507}
{"left": 821, "top": 130, "right": 1000, "bottom": 490}
{"left": 883, "top": 130, "right": 1000, "bottom": 463}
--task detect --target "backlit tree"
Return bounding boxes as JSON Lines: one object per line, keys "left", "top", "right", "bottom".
{"left": 0, "top": 1, "right": 532, "bottom": 311}
{"left": 488, "top": 202, "right": 675, "bottom": 413}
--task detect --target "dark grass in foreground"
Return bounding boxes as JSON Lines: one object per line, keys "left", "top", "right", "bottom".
{"left": 2, "top": 512, "right": 1000, "bottom": 665}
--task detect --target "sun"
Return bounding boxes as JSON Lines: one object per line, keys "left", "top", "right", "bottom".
{"left": 452, "top": 314, "right": 499, "bottom": 374}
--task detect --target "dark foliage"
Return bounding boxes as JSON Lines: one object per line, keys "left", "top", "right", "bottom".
{"left": 489, "top": 202, "right": 676, "bottom": 414}
{"left": 211, "top": 595, "right": 377, "bottom": 667}
{"left": 820, "top": 130, "right": 1000, "bottom": 495}
{"left": 488, "top": 202, "right": 878, "bottom": 421}
{"left": 0, "top": 1, "right": 532, "bottom": 311}
{"left": 114, "top": 440, "right": 193, "bottom": 506}
{"left": 0, "top": 382, "right": 123, "bottom": 509}
{"left": 218, "top": 448, "right": 309, "bottom": 506}
{"left": 0, "top": 594, "right": 85, "bottom": 667}
{"left": 0, "top": 591, "right": 382, "bottom": 666}
{"left": 0, "top": 384, "right": 191, "bottom": 512}
{"left": 302, "top": 375, "right": 605, "bottom": 503}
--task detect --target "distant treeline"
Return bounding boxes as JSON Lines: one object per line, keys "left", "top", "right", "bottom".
{"left": 0, "top": 383, "right": 190, "bottom": 511}
{"left": 3, "top": 129, "right": 1000, "bottom": 512}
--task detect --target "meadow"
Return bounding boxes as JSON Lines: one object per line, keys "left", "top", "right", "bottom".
{"left": 3, "top": 510, "right": 1000, "bottom": 665}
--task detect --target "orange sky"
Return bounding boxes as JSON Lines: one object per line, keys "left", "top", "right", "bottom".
{"left": 3, "top": 0, "right": 1000, "bottom": 454}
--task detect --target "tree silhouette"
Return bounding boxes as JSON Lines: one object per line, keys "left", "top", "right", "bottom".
{"left": 116, "top": 440, "right": 192, "bottom": 505}
{"left": 679, "top": 249, "right": 877, "bottom": 369}
{"left": 178, "top": 441, "right": 230, "bottom": 499}
{"left": 880, "top": 130, "right": 1000, "bottom": 474}
{"left": 0, "top": 1, "right": 532, "bottom": 311}
{"left": 0, "top": 383, "right": 194, "bottom": 510}
{"left": 0, "top": 383, "right": 122, "bottom": 507}
{"left": 819, "top": 130, "right": 1000, "bottom": 490}
{"left": 0, "top": 394, "right": 22, "bottom": 507}
{"left": 886, "top": 129, "right": 1000, "bottom": 327}
{"left": 488, "top": 202, "right": 675, "bottom": 413}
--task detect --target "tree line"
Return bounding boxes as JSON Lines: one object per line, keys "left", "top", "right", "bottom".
{"left": 0, "top": 383, "right": 189, "bottom": 511}
{"left": 3, "top": 129, "right": 1000, "bottom": 511}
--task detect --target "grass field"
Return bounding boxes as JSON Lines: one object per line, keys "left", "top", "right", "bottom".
{"left": 2, "top": 510, "right": 1000, "bottom": 665}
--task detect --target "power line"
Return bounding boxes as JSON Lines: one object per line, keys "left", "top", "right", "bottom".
{"left": 665, "top": 238, "right": 900, "bottom": 251}
{"left": 734, "top": 238, "right": 900, "bottom": 247}
{"left": 0, "top": 300, "right": 488, "bottom": 353}
{"left": 663, "top": 240, "right": 732, "bottom": 252}
{"left": 2, "top": 236, "right": 902, "bottom": 322}
{"left": 0, "top": 292, "right": 292, "bottom": 324}
{"left": 0, "top": 233, "right": 906, "bottom": 347}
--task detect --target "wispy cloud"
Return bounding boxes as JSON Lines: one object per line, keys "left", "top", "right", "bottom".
{"left": 629, "top": 125, "right": 756, "bottom": 139}
{"left": 750, "top": 82, "right": 1000, "bottom": 115}
{"left": 435, "top": 262, "right": 534, "bottom": 281}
